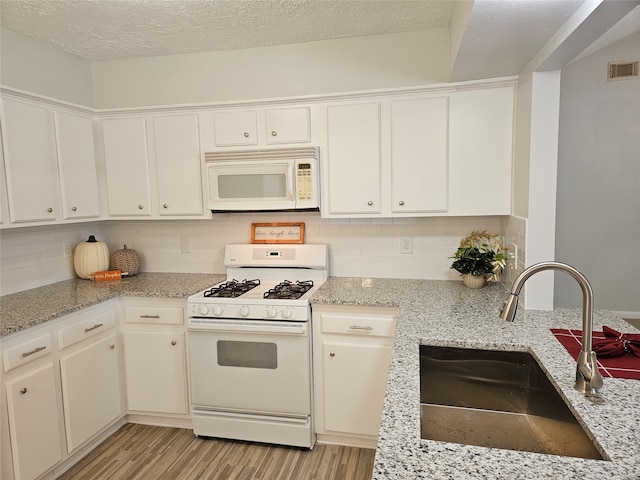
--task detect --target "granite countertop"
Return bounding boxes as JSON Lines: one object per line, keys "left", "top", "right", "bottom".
{"left": 311, "top": 277, "right": 640, "bottom": 480}
{"left": 0, "top": 272, "right": 225, "bottom": 337}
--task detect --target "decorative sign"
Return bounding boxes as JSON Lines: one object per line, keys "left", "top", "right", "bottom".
{"left": 251, "top": 222, "right": 305, "bottom": 244}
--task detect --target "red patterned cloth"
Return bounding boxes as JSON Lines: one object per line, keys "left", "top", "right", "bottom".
{"left": 551, "top": 328, "right": 640, "bottom": 380}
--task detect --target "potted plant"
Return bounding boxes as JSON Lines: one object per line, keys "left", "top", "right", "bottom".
{"left": 450, "top": 231, "right": 506, "bottom": 288}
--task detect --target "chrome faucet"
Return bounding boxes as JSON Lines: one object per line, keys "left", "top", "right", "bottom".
{"left": 499, "top": 261, "right": 603, "bottom": 396}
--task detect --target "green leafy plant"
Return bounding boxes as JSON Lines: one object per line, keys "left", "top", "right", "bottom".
{"left": 450, "top": 231, "right": 506, "bottom": 281}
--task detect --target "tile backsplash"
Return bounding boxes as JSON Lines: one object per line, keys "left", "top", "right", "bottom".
{"left": 1, "top": 213, "right": 520, "bottom": 295}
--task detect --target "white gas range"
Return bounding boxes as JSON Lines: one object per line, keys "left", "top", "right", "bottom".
{"left": 187, "top": 243, "right": 328, "bottom": 448}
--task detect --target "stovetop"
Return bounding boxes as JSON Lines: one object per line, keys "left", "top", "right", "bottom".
{"left": 187, "top": 243, "right": 328, "bottom": 322}
{"left": 188, "top": 278, "right": 321, "bottom": 321}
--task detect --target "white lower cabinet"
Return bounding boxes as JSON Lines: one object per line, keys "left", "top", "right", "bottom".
{"left": 0, "top": 300, "right": 124, "bottom": 480}
{"left": 59, "top": 334, "right": 122, "bottom": 452}
{"left": 312, "top": 305, "right": 398, "bottom": 448}
{"left": 122, "top": 299, "right": 189, "bottom": 417}
{"left": 5, "top": 363, "right": 64, "bottom": 480}
{"left": 123, "top": 331, "right": 188, "bottom": 414}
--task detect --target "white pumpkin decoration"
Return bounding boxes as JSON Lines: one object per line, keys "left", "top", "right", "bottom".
{"left": 74, "top": 235, "right": 109, "bottom": 279}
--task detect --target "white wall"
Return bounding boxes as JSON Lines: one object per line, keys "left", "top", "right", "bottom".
{"left": 555, "top": 32, "right": 640, "bottom": 314}
{"left": 0, "top": 28, "right": 95, "bottom": 107}
{"left": 91, "top": 30, "right": 449, "bottom": 108}
{"left": 0, "top": 214, "right": 506, "bottom": 295}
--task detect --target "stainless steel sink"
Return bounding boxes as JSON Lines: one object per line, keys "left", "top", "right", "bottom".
{"left": 420, "top": 345, "right": 605, "bottom": 460}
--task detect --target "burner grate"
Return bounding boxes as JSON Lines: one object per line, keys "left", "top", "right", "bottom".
{"left": 204, "top": 279, "right": 260, "bottom": 298}
{"left": 263, "top": 280, "right": 314, "bottom": 300}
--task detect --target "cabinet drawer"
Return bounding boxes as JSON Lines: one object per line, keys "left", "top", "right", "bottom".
{"left": 319, "top": 313, "right": 396, "bottom": 338}
{"left": 125, "top": 306, "right": 183, "bottom": 325}
{"left": 3, "top": 333, "right": 52, "bottom": 372}
{"left": 58, "top": 310, "right": 116, "bottom": 350}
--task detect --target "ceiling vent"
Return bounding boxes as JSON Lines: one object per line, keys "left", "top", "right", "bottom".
{"left": 608, "top": 61, "right": 639, "bottom": 81}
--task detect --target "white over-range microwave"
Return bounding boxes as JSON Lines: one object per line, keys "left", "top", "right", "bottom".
{"left": 204, "top": 147, "right": 320, "bottom": 212}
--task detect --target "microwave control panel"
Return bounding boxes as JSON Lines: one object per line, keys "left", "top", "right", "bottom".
{"left": 296, "top": 163, "right": 313, "bottom": 200}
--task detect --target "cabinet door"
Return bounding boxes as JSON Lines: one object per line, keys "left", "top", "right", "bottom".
{"left": 265, "top": 107, "right": 310, "bottom": 144}
{"left": 326, "top": 103, "right": 381, "bottom": 214}
{"left": 213, "top": 110, "right": 258, "bottom": 146}
{"left": 1, "top": 98, "right": 58, "bottom": 223}
{"left": 152, "top": 114, "right": 204, "bottom": 216}
{"left": 5, "top": 363, "right": 63, "bottom": 480}
{"left": 54, "top": 111, "right": 101, "bottom": 219}
{"left": 322, "top": 341, "right": 392, "bottom": 437}
{"left": 102, "top": 117, "right": 152, "bottom": 216}
{"left": 59, "top": 334, "right": 123, "bottom": 452}
{"left": 448, "top": 87, "right": 513, "bottom": 215}
{"left": 391, "top": 97, "right": 448, "bottom": 213}
{"left": 123, "top": 331, "right": 188, "bottom": 414}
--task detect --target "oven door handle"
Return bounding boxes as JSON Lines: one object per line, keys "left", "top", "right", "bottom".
{"left": 188, "top": 319, "right": 307, "bottom": 335}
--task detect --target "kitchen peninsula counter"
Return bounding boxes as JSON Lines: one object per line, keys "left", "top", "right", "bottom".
{"left": 0, "top": 273, "right": 225, "bottom": 337}
{"left": 311, "top": 277, "right": 640, "bottom": 480}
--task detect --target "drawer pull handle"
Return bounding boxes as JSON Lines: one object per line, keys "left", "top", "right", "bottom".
{"left": 349, "top": 325, "right": 374, "bottom": 331}
{"left": 84, "top": 323, "right": 104, "bottom": 333}
{"left": 109, "top": 344, "right": 116, "bottom": 350}
{"left": 171, "top": 340, "right": 177, "bottom": 346}
{"left": 329, "top": 352, "right": 335, "bottom": 358}
{"left": 21, "top": 346, "right": 46, "bottom": 358}
{"left": 20, "top": 388, "right": 27, "bottom": 394}
{"left": 140, "top": 314, "right": 160, "bottom": 319}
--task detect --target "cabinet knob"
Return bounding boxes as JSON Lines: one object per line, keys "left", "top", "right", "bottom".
{"left": 398, "top": 200, "right": 405, "bottom": 206}
{"left": 20, "top": 388, "right": 27, "bottom": 394}
{"left": 47, "top": 207, "right": 53, "bottom": 213}
{"left": 329, "top": 352, "right": 335, "bottom": 358}
{"left": 171, "top": 340, "right": 177, "bottom": 346}
{"left": 109, "top": 344, "right": 115, "bottom": 350}
{"left": 367, "top": 201, "right": 373, "bottom": 206}
{"left": 271, "top": 131, "right": 277, "bottom": 137}
{"left": 163, "top": 204, "right": 168, "bottom": 208}
{"left": 71, "top": 206, "right": 77, "bottom": 211}
{"left": 138, "top": 204, "right": 144, "bottom": 210}
{"left": 243, "top": 132, "right": 250, "bottom": 138}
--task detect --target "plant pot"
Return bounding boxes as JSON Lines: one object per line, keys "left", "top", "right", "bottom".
{"left": 462, "top": 273, "right": 486, "bottom": 289}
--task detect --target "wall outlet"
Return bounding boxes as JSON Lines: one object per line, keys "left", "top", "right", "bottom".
{"left": 181, "top": 236, "right": 191, "bottom": 253}
{"left": 400, "top": 236, "right": 413, "bottom": 254}
{"left": 63, "top": 241, "right": 73, "bottom": 258}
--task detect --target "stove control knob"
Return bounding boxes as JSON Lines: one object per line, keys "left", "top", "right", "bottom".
{"left": 266, "top": 306, "right": 278, "bottom": 318}
{"left": 239, "top": 306, "right": 250, "bottom": 317}
{"left": 212, "top": 305, "right": 224, "bottom": 316}
{"left": 282, "top": 307, "right": 293, "bottom": 319}
{"left": 198, "top": 305, "right": 209, "bottom": 316}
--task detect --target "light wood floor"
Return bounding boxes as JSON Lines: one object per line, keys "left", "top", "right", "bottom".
{"left": 57, "top": 423, "right": 376, "bottom": 480}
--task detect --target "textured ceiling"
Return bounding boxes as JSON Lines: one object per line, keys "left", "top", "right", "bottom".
{"left": 0, "top": 0, "right": 454, "bottom": 61}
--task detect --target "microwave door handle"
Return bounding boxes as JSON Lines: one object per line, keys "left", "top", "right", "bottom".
{"left": 289, "top": 164, "right": 297, "bottom": 202}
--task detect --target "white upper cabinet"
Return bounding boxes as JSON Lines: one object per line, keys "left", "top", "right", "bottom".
{"left": 321, "top": 82, "right": 514, "bottom": 218}
{"left": 150, "top": 114, "right": 203, "bottom": 216}
{"left": 102, "top": 117, "right": 153, "bottom": 216}
{"left": 211, "top": 106, "right": 311, "bottom": 148}
{"left": 390, "top": 97, "right": 448, "bottom": 213}
{"left": 54, "top": 111, "right": 101, "bottom": 220}
{"left": 102, "top": 114, "right": 207, "bottom": 218}
{"left": 213, "top": 110, "right": 258, "bottom": 146}
{"left": 325, "top": 102, "right": 382, "bottom": 215}
{"left": 1, "top": 97, "right": 59, "bottom": 223}
{"left": 264, "top": 107, "right": 311, "bottom": 144}
{"left": 0, "top": 95, "right": 101, "bottom": 227}
{"left": 448, "top": 86, "right": 514, "bottom": 215}
{"left": 322, "top": 95, "right": 450, "bottom": 217}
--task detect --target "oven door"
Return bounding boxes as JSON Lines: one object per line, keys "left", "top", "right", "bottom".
{"left": 188, "top": 319, "right": 311, "bottom": 417}
{"left": 206, "top": 160, "right": 295, "bottom": 211}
